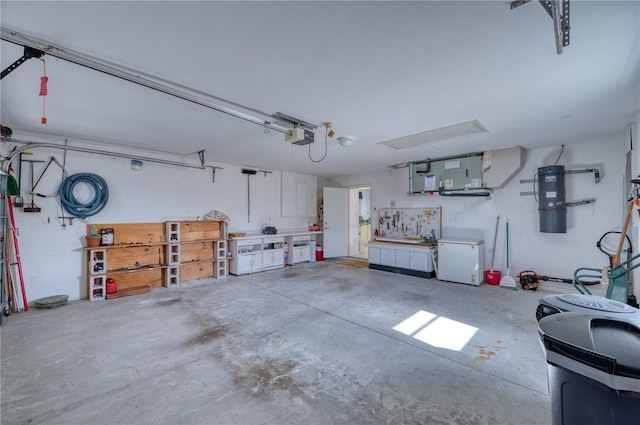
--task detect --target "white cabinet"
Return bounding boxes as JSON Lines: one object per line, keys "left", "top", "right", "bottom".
{"left": 230, "top": 238, "right": 263, "bottom": 275}
{"left": 410, "top": 250, "right": 431, "bottom": 272}
{"left": 369, "top": 246, "right": 381, "bottom": 264}
{"left": 262, "top": 236, "right": 284, "bottom": 270}
{"left": 381, "top": 247, "right": 397, "bottom": 267}
{"left": 368, "top": 241, "right": 435, "bottom": 278}
{"left": 396, "top": 250, "right": 411, "bottom": 269}
{"left": 230, "top": 232, "right": 319, "bottom": 274}
{"left": 281, "top": 172, "right": 317, "bottom": 217}
{"left": 293, "top": 245, "right": 310, "bottom": 263}
{"left": 286, "top": 235, "right": 311, "bottom": 265}
{"left": 236, "top": 253, "right": 262, "bottom": 274}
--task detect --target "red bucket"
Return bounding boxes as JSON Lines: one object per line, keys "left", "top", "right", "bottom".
{"left": 484, "top": 270, "right": 502, "bottom": 285}
{"left": 315, "top": 246, "right": 324, "bottom": 261}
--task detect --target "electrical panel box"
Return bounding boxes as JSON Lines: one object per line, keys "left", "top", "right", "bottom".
{"left": 410, "top": 156, "right": 483, "bottom": 193}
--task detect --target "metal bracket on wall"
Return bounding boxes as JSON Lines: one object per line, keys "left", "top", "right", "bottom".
{"left": 197, "top": 151, "right": 225, "bottom": 183}
{"left": 566, "top": 198, "right": 596, "bottom": 207}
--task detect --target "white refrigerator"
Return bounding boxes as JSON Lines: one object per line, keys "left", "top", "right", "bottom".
{"left": 437, "top": 238, "right": 485, "bottom": 285}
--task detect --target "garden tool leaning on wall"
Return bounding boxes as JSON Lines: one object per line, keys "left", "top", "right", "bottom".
{"left": 573, "top": 179, "right": 640, "bottom": 307}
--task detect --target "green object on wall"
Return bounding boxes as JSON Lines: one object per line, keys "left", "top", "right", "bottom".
{"left": 7, "top": 174, "right": 20, "bottom": 196}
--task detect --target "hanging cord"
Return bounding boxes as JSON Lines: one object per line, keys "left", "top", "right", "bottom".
{"left": 39, "top": 58, "right": 48, "bottom": 124}
{"left": 554, "top": 144, "right": 564, "bottom": 165}
{"left": 308, "top": 125, "right": 329, "bottom": 163}
{"left": 58, "top": 140, "right": 69, "bottom": 227}
{"left": 58, "top": 173, "right": 109, "bottom": 218}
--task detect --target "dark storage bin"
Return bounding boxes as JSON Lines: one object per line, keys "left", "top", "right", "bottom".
{"left": 536, "top": 293, "right": 637, "bottom": 322}
{"left": 538, "top": 306, "right": 640, "bottom": 425}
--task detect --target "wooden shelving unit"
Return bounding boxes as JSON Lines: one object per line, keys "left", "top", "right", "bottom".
{"left": 177, "top": 220, "right": 226, "bottom": 282}
{"left": 85, "top": 220, "right": 227, "bottom": 301}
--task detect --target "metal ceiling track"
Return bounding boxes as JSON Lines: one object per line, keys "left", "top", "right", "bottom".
{"left": 0, "top": 27, "right": 316, "bottom": 134}
{"left": 511, "top": 0, "right": 570, "bottom": 54}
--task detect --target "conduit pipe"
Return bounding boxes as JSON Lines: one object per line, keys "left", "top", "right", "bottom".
{"left": 1, "top": 136, "right": 222, "bottom": 178}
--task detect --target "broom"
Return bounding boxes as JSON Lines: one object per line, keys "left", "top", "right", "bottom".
{"left": 500, "top": 219, "right": 517, "bottom": 288}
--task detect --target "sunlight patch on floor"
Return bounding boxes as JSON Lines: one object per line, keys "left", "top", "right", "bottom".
{"left": 393, "top": 310, "right": 478, "bottom": 351}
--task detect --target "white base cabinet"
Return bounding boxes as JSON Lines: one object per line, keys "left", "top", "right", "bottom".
{"left": 262, "top": 236, "right": 285, "bottom": 270}
{"left": 286, "top": 235, "right": 311, "bottom": 265}
{"left": 230, "top": 238, "right": 263, "bottom": 275}
{"left": 230, "top": 232, "right": 320, "bottom": 275}
{"left": 368, "top": 241, "right": 435, "bottom": 278}
{"left": 236, "top": 252, "right": 262, "bottom": 274}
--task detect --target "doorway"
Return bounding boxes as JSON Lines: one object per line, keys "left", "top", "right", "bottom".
{"left": 348, "top": 186, "right": 371, "bottom": 259}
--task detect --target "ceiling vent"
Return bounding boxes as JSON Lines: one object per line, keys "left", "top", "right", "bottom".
{"left": 379, "top": 119, "right": 489, "bottom": 150}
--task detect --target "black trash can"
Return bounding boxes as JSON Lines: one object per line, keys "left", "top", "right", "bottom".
{"left": 538, "top": 308, "right": 640, "bottom": 425}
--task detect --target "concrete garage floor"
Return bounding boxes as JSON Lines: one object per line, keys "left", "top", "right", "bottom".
{"left": 1, "top": 260, "right": 577, "bottom": 425}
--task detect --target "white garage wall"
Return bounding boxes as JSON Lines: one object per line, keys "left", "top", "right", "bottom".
{"left": 4, "top": 138, "right": 312, "bottom": 302}
{"left": 5, "top": 135, "right": 630, "bottom": 304}
{"left": 325, "top": 137, "right": 628, "bottom": 284}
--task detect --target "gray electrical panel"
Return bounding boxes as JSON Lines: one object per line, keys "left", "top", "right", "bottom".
{"left": 410, "top": 156, "right": 483, "bottom": 193}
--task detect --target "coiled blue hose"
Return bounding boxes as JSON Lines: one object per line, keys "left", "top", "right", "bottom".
{"left": 59, "top": 173, "right": 109, "bottom": 218}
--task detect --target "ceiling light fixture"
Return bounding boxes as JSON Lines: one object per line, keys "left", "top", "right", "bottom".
{"left": 338, "top": 136, "right": 354, "bottom": 147}
{"left": 379, "top": 119, "right": 488, "bottom": 150}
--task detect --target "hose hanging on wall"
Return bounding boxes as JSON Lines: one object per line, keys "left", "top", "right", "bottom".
{"left": 59, "top": 173, "right": 109, "bottom": 218}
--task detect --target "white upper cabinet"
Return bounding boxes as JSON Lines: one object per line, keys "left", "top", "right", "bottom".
{"left": 281, "top": 172, "right": 317, "bottom": 217}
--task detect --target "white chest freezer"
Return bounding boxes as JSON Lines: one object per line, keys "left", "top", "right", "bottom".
{"left": 437, "top": 238, "right": 485, "bottom": 285}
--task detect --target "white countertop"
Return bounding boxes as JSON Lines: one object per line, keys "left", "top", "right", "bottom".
{"left": 370, "top": 239, "right": 436, "bottom": 249}
{"left": 230, "top": 229, "right": 322, "bottom": 239}
{"left": 374, "top": 237, "right": 424, "bottom": 244}
{"left": 438, "top": 238, "right": 484, "bottom": 245}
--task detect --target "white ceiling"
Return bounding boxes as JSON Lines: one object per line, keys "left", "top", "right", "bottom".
{"left": 1, "top": 1, "right": 639, "bottom": 177}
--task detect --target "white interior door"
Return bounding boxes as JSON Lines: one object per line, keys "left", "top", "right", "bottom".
{"left": 348, "top": 189, "right": 360, "bottom": 256}
{"left": 323, "top": 187, "right": 348, "bottom": 258}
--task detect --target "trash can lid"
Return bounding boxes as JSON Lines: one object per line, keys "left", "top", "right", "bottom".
{"left": 539, "top": 311, "right": 640, "bottom": 392}
{"left": 554, "top": 294, "right": 636, "bottom": 313}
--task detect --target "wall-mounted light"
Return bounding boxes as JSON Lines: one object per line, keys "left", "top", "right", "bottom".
{"left": 131, "top": 159, "right": 143, "bottom": 171}
{"left": 338, "top": 136, "right": 354, "bottom": 147}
